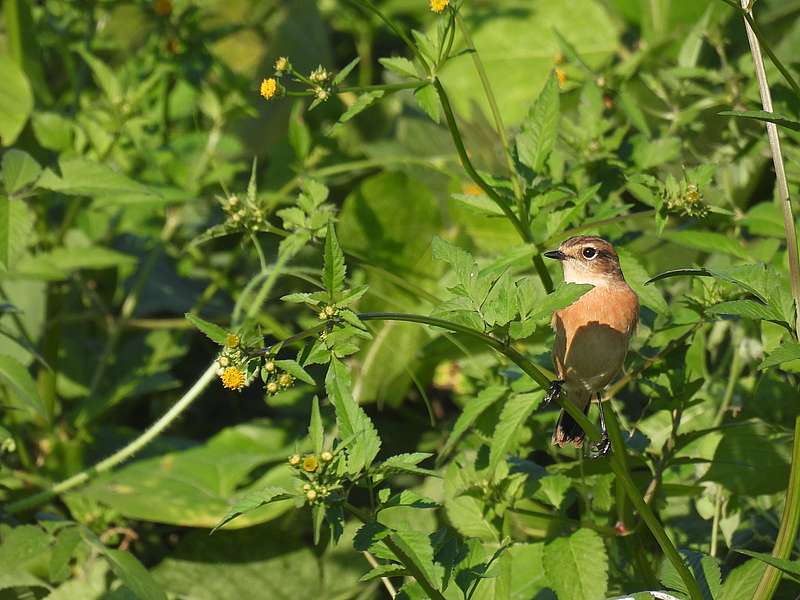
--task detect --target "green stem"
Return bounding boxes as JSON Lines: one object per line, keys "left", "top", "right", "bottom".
{"left": 432, "top": 78, "right": 554, "bottom": 293}
{"left": 752, "top": 416, "right": 800, "bottom": 599}
{"left": 344, "top": 503, "right": 446, "bottom": 600}
{"left": 338, "top": 82, "right": 420, "bottom": 93}
{"left": 455, "top": 13, "right": 525, "bottom": 213}
{"left": 357, "top": 311, "right": 703, "bottom": 599}
{"left": 5, "top": 364, "right": 218, "bottom": 514}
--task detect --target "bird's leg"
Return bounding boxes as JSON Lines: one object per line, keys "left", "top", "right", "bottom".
{"left": 543, "top": 379, "right": 564, "bottom": 406}
{"left": 588, "top": 392, "right": 611, "bottom": 459}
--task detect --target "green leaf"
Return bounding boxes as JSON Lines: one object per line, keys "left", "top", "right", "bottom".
{"left": 1, "top": 149, "right": 41, "bottom": 195}
{"left": 324, "top": 222, "right": 346, "bottom": 302}
{"left": 760, "top": 342, "right": 800, "bottom": 369}
{"left": 213, "top": 486, "right": 294, "bottom": 533}
{"left": 534, "top": 473, "right": 571, "bottom": 509}
{"left": 658, "top": 550, "right": 720, "bottom": 600}
{"left": 37, "top": 157, "right": 160, "bottom": 199}
{"left": 719, "top": 110, "right": 800, "bottom": 132}
{"left": 543, "top": 528, "right": 608, "bottom": 600}
{"left": 309, "top": 396, "right": 324, "bottom": 456}
{"left": 661, "top": 230, "right": 749, "bottom": 260}
{"left": 703, "top": 420, "right": 790, "bottom": 495}
{"left": 439, "top": 385, "right": 507, "bottom": 462}
{"left": 735, "top": 549, "right": 800, "bottom": 582}
{"left": 333, "top": 57, "right": 360, "bottom": 85}
{"left": 414, "top": 84, "right": 440, "bottom": 123}
{"left": 516, "top": 72, "right": 559, "bottom": 172}
{"left": 526, "top": 281, "right": 593, "bottom": 321}
{"left": 331, "top": 90, "right": 384, "bottom": 130}
{"left": 75, "top": 423, "right": 297, "bottom": 528}
{"left": 0, "top": 54, "right": 33, "bottom": 146}
{"left": 489, "top": 392, "right": 543, "bottom": 475}
{"left": 360, "top": 564, "right": 408, "bottom": 581}
{"left": 288, "top": 100, "right": 311, "bottom": 161}
{"left": 185, "top": 313, "right": 228, "bottom": 345}
{"left": 379, "top": 57, "right": 420, "bottom": 79}
{"left": 707, "top": 299, "right": 785, "bottom": 324}
{"left": 83, "top": 531, "right": 167, "bottom": 600}
{"left": 646, "top": 264, "right": 770, "bottom": 304}
{"left": 49, "top": 525, "right": 82, "bottom": 583}
{"left": 76, "top": 49, "right": 123, "bottom": 104}
{"left": 719, "top": 559, "right": 767, "bottom": 600}
{"left": 325, "top": 357, "right": 380, "bottom": 474}
{"left": 274, "top": 359, "right": 315, "bottom": 385}
{"left": 0, "top": 354, "right": 45, "bottom": 421}
{"left": 379, "top": 452, "right": 436, "bottom": 477}
{"left": 482, "top": 270, "right": 518, "bottom": 327}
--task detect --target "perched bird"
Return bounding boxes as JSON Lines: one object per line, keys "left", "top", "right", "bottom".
{"left": 543, "top": 236, "right": 639, "bottom": 456}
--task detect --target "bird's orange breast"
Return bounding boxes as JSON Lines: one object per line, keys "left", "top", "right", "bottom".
{"left": 552, "top": 283, "right": 639, "bottom": 393}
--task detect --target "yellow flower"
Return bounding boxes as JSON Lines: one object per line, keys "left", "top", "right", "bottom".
{"left": 266, "top": 381, "right": 279, "bottom": 394}
{"left": 321, "top": 451, "right": 333, "bottom": 462}
{"left": 555, "top": 67, "right": 567, "bottom": 89}
{"left": 302, "top": 455, "right": 319, "bottom": 472}
{"left": 306, "top": 489, "right": 318, "bottom": 502}
{"left": 275, "top": 56, "right": 290, "bottom": 73}
{"left": 260, "top": 78, "right": 278, "bottom": 100}
{"left": 430, "top": 0, "right": 449, "bottom": 13}
{"left": 265, "top": 360, "right": 276, "bottom": 373}
{"left": 220, "top": 367, "right": 246, "bottom": 391}
{"left": 225, "top": 334, "right": 240, "bottom": 348}
{"left": 153, "top": 0, "right": 172, "bottom": 16}
{"left": 288, "top": 454, "right": 301, "bottom": 466}
{"left": 278, "top": 373, "right": 295, "bottom": 388}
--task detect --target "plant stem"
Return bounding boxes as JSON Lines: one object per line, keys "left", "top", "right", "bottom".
{"left": 739, "top": 0, "right": 800, "bottom": 336}
{"left": 455, "top": 13, "right": 524, "bottom": 212}
{"left": 752, "top": 416, "right": 800, "bottom": 599}
{"left": 357, "top": 311, "right": 702, "bottom": 599}
{"left": 5, "top": 364, "right": 218, "bottom": 514}
{"left": 710, "top": 485, "right": 722, "bottom": 557}
{"left": 432, "top": 78, "right": 554, "bottom": 293}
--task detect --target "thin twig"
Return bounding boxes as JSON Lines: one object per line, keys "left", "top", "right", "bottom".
{"left": 362, "top": 550, "right": 397, "bottom": 598}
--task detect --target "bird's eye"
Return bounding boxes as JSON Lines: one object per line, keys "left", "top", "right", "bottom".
{"left": 582, "top": 247, "right": 597, "bottom": 259}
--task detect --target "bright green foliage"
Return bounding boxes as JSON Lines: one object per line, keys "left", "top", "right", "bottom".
{"left": 2, "top": 0, "right": 800, "bottom": 599}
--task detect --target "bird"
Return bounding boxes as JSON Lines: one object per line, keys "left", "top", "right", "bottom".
{"left": 542, "top": 236, "right": 639, "bottom": 457}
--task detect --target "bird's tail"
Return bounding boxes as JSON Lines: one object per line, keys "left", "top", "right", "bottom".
{"left": 551, "top": 390, "right": 592, "bottom": 448}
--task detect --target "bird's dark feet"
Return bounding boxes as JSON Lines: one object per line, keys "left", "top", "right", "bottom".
{"left": 588, "top": 433, "right": 611, "bottom": 459}
{"left": 543, "top": 380, "right": 564, "bottom": 406}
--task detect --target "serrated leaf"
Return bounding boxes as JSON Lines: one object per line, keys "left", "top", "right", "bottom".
{"left": 325, "top": 357, "right": 380, "bottom": 474}
{"left": 0, "top": 55, "right": 33, "bottom": 146}
{"left": 414, "top": 84, "right": 440, "bottom": 123}
{"left": 527, "top": 282, "right": 593, "bottom": 321}
{"left": 333, "top": 57, "right": 360, "bottom": 85}
{"left": 734, "top": 550, "right": 800, "bottom": 582}
{"left": 1, "top": 149, "right": 41, "bottom": 195}
{"left": 378, "top": 453, "right": 436, "bottom": 477}
{"left": 324, "top": 222, "right": 346, "bottom": 302}
{"left": 274, "top": 359, "right": 315, "bottom": 385}
{"left": 489, "top": 392, "right": 543, "bottom": 475}
{"left": 185, "top": 313, "right": 228, "bottom": 345}
{"left": 309, "top": 396, "right": 323, "bottom": 455}
{"left": 360, "top": 564, "right": 407, "bottom": 582}
{"left": 381, "top": 490, "right": 439, "bottom": 510}
{"left": 760, "top": 342, "right": 800, "bottom": 369}
{"left": 718, "top": 110, "right": 800, "bottom": 132}
{"left": 439, "top": 385, "right": 507, "bottom": 462}
{"left": 534, "top": 473, "right": 571, "bottom": 509}
{"left": 379, "top": 57, "right": 420, "bottom": 79}
{"left": 516, "top": 72, "right": 559, "bottom": 172}
{"left": 213, "top": 486, "right": 294, "bottom": 532}
{"left": 543, "top": 529, "right": 608, "bottom": 600}
{"left": 658, "top": 550, "right": 720, "bottom": 600}
{"left": 331, "top": 90, "right": 384, "bottom": 132}
{"left": 707, "top": 299, "right": 785, "bottom": 324}
{"left": 0, "top": 354, "right": 46, "bottom": 421}
{"left": 83, "top": 530, "right": 167, "bottom": 600}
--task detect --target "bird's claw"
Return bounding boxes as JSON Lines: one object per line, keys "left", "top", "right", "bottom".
{"left": 588, "top": 433, "right": 611, "bottom": 459}
{"left": 543, "top": 380, "right": 564, "bottom": 406}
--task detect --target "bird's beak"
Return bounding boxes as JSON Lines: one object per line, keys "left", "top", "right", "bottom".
{"left": 543, "top": 249, "right": 566, "bottom": 260}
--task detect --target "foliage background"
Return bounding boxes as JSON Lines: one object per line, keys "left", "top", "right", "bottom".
{"left": 0, "top": 0, "right": 800, "bottom": 598}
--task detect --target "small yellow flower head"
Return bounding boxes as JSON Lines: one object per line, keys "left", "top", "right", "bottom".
{"left": 314, "top": 86, "right": 329, "bottom": 101}
{"left": 302, "top": 455, "right": 319, "bottom": 472}
{"left": 265, "top": 360, "right": 276, "bottom": 373}
{"left": 260, "top": 78, "right": 278, "bottom": 100}
{"left": 310, "top": 66, "right": 329, "bottom": 83}
{"left": 275, "top": 56, "right": 290, "bottom": 73}
{"left": 318, "top": 310, "right": 327, "bottom": 320}
{"left": 289, "top": 454, "right": 301, "bottom": 466}
{"left": 227, "top": 195, "right": 239, "bottom": 208}
{"left": 306, "top": 489, "right": 318, "bottom": 502}
{"left": 278, "top": 373, "right": 295, "bottom": 388}
{"left": 266, "top": 381, "right": 279, "bottom": 394}
{"left": 324, "top": 305, "right": 336, "bottom": 318}
{"left": 555, "top": 66, "right": 567, "bottom": 89}
{"left": 430, "top": 0, "right": 449, "bottom": 13}
{"left": 321, "top": 451, "right": 333, "bottom": 462}
{"left": 225, "top": 334, "right": 240, "bottom": 348}
{"left": 303, "top": 483, "right": 311, "bottom": 491}
{"left": 153, "top": 0, "right": 172, "bottom": 16}
{"left": 218, "top": 356, "right": 230, "bottom": 367}
{"left": 220, "top": 367, "right": 246, "bottom": 391}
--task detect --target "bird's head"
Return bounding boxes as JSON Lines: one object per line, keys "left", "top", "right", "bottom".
{"left": 544, "top": 236, "right": 625, "bottom": 285}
